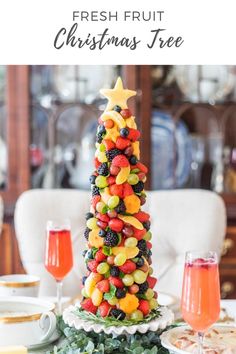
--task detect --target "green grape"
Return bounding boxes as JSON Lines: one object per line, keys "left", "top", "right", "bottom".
{"left": 143, "top": 231, "right": 152, "bottom": 241}
{"left": 108, "top": 297, "right": 118, "bottom": 305}
{"left": 122, "top": 274, "right": 134, "bottom": 286}
{"left": 97, "top": 262, "right": 110, "bottom": 274}
{"left": 95, "top": 175, "right": 108, "bottom": 188}
{"left": 114, "top": 253, "right": 127, "bottom": 266}
{"left": 124, "top": 237, "right": 138, "bottom": 248}
{"left": 148, "top": 267, "right": 153, "bottom": 275}
{"left": 130, "top": 310, "right": 144, "bottom": 320}
{"left": 86, "top": 217, "right": 98, "bottom": 230}
{"left": 145, "top": 288, "right": 154, "bottom": 300}
{"left": 149, "top": 298, "right": 158, "bottom": 310}
{"left": 133, "top": 270, "right": 147, "bottom": 284}
{"left": 81, "top": 287, "right": 88, "bottom": 298}
{"left": 127, "top": 174, "right": 139, "bottom": 185}
{"left": 96, "top": 201, "right": 106, "bottom": 213}
{"left": 107, "top": 195, "right": 120, "bottom": 208}
{"left": 99, "top": 144, "right": 106, "bottom": 152}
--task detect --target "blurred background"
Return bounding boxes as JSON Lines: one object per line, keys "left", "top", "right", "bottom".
{"left": 1, "top": 65, "right": 236, "bottom": 297}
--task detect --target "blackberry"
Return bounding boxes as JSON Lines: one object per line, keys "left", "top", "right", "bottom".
{"left": 84, "top": 227, "right": 90, "bottom": 240}
{"left": 136, "top": 257, "right": 144, "bottom": 267}
{"left": 137, "top": 239, "right": 147, "bottom": 252}
{"left": 110, "top": 308, "right": 125, "bottom": 320}
{"left": 137, "top": 250, "right": 144, "bottom": 258}
{"left": 98, "top": 163, "right": 109, "bottom": 176}
{"left": 99, "top": 229, "right": 106, "bottom": 237}
{"left": 120, "top": 128, "right": 129, "bottom": 138}
{"left": 92, "top": 185, "right": 100, "bottom": 196}
{"left": 96, "top": 134, "right": 103, "bottom": 143}
{"left": 116, "top": 288, "right": 127, "bottom": 299}
{"left": 106, "top": 148, "right": 122, "bottom": 162}
{"left": 104, "top": 230, "right": 119, "bottom": 247}
{"left": 82, "top": 276, "right": 87, "bottom": 285}
{"left": 129, "top": 155, "right": 138, "bottom": 165}
{"left": 110, "top": 266, "right": 120, "bottom": 277}
{"left": 143, "top": 220, "right": 151, "bottom": 231}
{"left": 132, "top": 181, "right": 144, "bottom": 193}
{"left": 85, "top": 212, "right": 94, "bottom": 220}
{"left": 115, "top": 200, "right": 126, "bottom": 214}
{"left": 89, "top": 175, "right": 96, "bottom": 184}
{"left": 98, "top": 125, "right": 106, "bottom": 135}
{"left": 113, "top": 105, "right": 122, "bottom": 113}
{"left": 138, "top": 281, "right": 149, "bottom": 294}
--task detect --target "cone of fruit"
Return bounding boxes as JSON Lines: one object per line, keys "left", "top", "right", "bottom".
{"left": 81, "top": 77, "right": 158, "bottom": 321}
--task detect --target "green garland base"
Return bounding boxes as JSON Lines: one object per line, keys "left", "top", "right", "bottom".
{"left": 47, "top": 317, "right": 172, "bottom": 354}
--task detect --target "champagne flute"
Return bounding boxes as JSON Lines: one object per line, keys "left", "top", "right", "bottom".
{"left": 45, "top": 219, "right": 73, "bottom": 314}
{"left": 181, "top": 251, "right": 220, "bottom": 354}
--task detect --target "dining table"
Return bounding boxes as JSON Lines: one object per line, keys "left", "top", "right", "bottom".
{"left": 28, "top": 299, "right": 236, "bottom": 354}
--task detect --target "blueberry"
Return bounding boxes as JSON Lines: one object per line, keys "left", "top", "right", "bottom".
{"left": 85, "top": 212, "right": 94, "bottom": 220}
{"left": 98, "top": 125, "right": 106, "bottom": 134}
{"left": 113, "top": 105, "right": 122, "bottom": 113}
{"left": 99, "top": 229, "right": 106, "bottom": 237}
{"left": 82, "top": 276, "right": 87, "bottom": 285}
{"left": 129, "top": 155, "right": 138, "bottom": 165}
{"left": 120, "top": 128, "right": 129, "bottom": 138}
{"left": 89, "top": 175, "right": 96, "bottom": 184}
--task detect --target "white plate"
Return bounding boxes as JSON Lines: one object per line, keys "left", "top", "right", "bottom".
{"left": 28, "top": 330, "right": 60, "bottom": 350}
{"left": 161, "top": 324, "right": 236, "bottom": 354}
{"left": 63, "top": 305, "right": 174, "bottom": 335}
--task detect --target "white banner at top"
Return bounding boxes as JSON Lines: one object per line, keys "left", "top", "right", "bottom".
{"left": 0, "top": 0, "right": 235, "bottom": 64}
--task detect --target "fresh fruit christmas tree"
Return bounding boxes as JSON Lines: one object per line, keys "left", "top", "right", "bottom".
{"left": 81, "top": 78, "right": 158, "bottom": 321}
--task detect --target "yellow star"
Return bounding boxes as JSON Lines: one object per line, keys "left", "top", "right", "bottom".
{"left": 100, "top": 77, "right": 136, "bottom": 111}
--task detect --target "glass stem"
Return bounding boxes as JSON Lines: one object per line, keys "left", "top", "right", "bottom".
{"left": 56, "top": 280, "right": 63, "bottom": 315}
{"left": 198, "top": 332, "right": 204, "bottom": 354}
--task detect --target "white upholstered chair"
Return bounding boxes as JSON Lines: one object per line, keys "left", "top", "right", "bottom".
{"left": 14, "top": 189, "right": 226, "bottom": 298}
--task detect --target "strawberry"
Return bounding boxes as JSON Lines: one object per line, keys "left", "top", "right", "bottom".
{"left": 107, "top": 176, "right": 116, "bottom": 185}
{"left": 109, "top": 184, "right": 123, "bottom": 198}
{"left": 109, "top": 276, "right": 123, "bottom": 288}
{"left": 116, "top": 137, "right": 131, "bottom": 150}
{"left": 109, "top": 218, "right": 124, "bottom": 232}
{"left": 146, "top": 241, "right": 152, "bottom": 249}
{"left": 94, "top": 157, "right": 101, "bottom": 169}
{"left": 95, "top": 249, "right": 107, "bottom": 262}
{"left": 138, "top": 299, "right": 150, "bottom": 316}
{"left": 96, "top": 213, "right": 110, "bottom": 223}
{"left": 119, "top": 260, "right": 136, "bottom": 274}
{"left": 127, "top": 128, "right": 141, "bottom": 142}
{"left": 103, "top": 139, "right": 115, "bottom": 151}
{"left": 132, "top": 227, "right": 146, "bottom": 240}
{"left": 123, "top": 182, "right": 133, "bottom": 197}
{"left": 147, "top": 276, "right": 157, "bottom": 289}
{"left": 133, "top": 211, "right": 150, "bottom": 223}
{"left": 87, "top": 260, "right": 98, "bottom": 272}
{"left": 99, "top": 301, "right": 111, "bottom": 317}
{"left": 120, "top": 109, "right": 132, "bottom": 119}
{"left": 96, "top": 279, "right": 110, "bottom": 293}
{"left": 136, "top": 162, "right": 148, "bottom": 174}
{"left": 112, "top": 155, "right": 129, "bottom": 167}
{"left": 81, "top": 298, "right": 98, "bottom": 314}
{"left": 91, "top": 195, "right": 101, "bottom": 209}
{"left": 110, "top": 165, "right": 121, "bottom": 176}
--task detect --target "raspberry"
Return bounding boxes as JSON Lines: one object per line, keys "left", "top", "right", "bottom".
{"left": 116, "top": 288, "right": 127, "bottom": 299}
{"left": 110, "top": 266, "right": 120, "bottom": 277}
{"left": 84, "top": 228, "right": 90, "bottom": 240}
{"left": 87, "top": 260, "right": 98, "bottom": 272}
{"left": 97, "top": 163, "right": 109, "bottom": 176}
{"left": 110, "top": 308, "right": 126, "bottom": 320}
{"left": 104, "top": 230, "right": 119, "bottom": 247}
{"left": 127, "top": 128, "right": 141, "bottom": 142}
{"left": 106, "top": 148, "right": 123, "bottom": 162}
{"left": 132, "top": 181, "right": 144, "bottom": 193}
{"left": 103, "top": 139, "right": 115, "bottom": 151}
{"left": 112, "top": 155, "right": 129, "bottom": 167}
{"left": 116, "top": 137, "right": 130, "bottom": 150}
{"left": 92, "top": 185, "right": 100, "bottom": 196}
{"left": 138, "top": 281, "right": 149, "bottom": 294}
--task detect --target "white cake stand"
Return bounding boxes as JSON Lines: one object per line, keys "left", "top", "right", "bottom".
{"left": 63, "top": 305, "right": 174, "bottom": 335}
